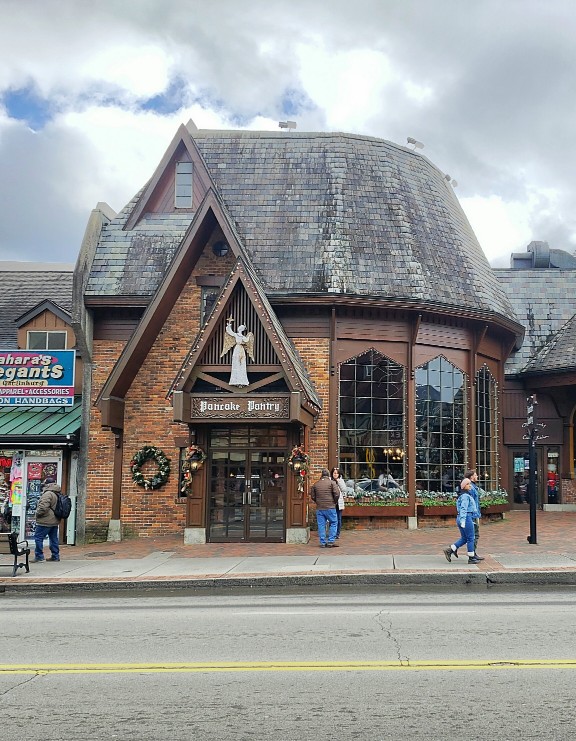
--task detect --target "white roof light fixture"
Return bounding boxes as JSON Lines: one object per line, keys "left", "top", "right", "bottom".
{"left": 407, "top": 136, "right": 424, "bottom": 150}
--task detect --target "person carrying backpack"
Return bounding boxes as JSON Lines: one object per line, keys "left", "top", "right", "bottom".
{"left": 33, "top": 480, "right": 69, "bottom": 563}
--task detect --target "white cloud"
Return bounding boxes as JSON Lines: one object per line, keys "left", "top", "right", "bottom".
{"left": 1, "top": 0, "right": 576, "bottom": 266}
{"left": 460, "top": 195, "right": 532, "bottom": 265}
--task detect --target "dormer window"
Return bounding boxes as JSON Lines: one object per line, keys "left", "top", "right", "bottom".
{"left": 175, "top": 161, "right": 193, "bottom": 208}
{"left": 27, "top": 331, "right": 67, "bottom": 350}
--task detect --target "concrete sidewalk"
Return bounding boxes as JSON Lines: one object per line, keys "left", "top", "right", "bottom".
{"left": 3, "top": 510, "right": 576, "bottom": 592}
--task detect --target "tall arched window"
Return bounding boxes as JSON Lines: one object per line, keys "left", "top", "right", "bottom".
{"left": 415, "top": 356, "right": 466, "bottom": 493}
{"left": 476, "top": 365, "right": 499, "bottom": 491}
{"left": 339, "top": 350, "right": 405, "bottom": 489}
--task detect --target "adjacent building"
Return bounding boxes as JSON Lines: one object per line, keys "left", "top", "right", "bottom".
{"left": 0, "top": 262, "right": 81, "bottom": 543}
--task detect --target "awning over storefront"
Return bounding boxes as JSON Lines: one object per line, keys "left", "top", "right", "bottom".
{"left": 0, "top": 397, "right": 82, "bottom": 446}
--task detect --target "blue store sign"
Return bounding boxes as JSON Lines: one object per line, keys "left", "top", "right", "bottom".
{"left": 0, "top": 350, "right": 76, "bottom": 406}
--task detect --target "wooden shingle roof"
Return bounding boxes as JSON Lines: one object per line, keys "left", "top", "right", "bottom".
{"left": 0, "top": 262, "right": 74, "bottom": 346}
{"left": 85, "top": 128, "right": 516, "bottom": 325}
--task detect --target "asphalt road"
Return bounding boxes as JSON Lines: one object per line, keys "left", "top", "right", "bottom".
{"left": 2, "top": 585, "right": 576, "bottom": 740}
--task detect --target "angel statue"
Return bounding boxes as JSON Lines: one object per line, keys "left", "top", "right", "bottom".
{"left": 220, "top": 318, "right": 255, "bottom": 387}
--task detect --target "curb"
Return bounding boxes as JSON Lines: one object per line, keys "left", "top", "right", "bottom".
{"left": 3, "top": 569, "right": 576, "bottom": 594}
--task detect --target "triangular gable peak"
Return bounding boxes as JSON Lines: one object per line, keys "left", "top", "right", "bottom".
{"left": 16, "top": 299, "right": 71, "bottom": 327}
{"left": 171, "top": 259, "right": 320, "bottom": 427}
{"left": 125, "top": 123, "right": 217, "bottom": 231}
{"left": 97, "top": 191, "right": 249, "bottom": 428}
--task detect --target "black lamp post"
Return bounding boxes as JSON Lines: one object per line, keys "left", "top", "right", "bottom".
{"left": 524, "top": 395, "right": 547, "bottom": 545}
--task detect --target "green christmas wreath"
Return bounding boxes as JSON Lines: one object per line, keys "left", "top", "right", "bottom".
{"left": 131, "top": 445, "right": 171, "bottom": 490}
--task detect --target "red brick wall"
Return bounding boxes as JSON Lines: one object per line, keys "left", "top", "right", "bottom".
{"left": 292, "top": 337, "right": 330, "bottom": 481}
{"left": 85, "top": 248, "right": 234, "bottom": 540}
{"left": 562, "top": 478, "right": 576, "bottom": 504}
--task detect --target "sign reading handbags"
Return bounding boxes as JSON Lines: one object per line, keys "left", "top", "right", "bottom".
{"left": 0, "top": 350, "right": 75, "bottom": 406}
{"left": 190, "top": 395, "right": 290, "bottom": 420}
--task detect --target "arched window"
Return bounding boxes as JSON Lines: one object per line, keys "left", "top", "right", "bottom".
{"left": 415, "top": 356, "right": 466, "bottom": 493}
{"left": 339, "top": 350, "right": 405, "bottom": 490}
{"left": 475, "top": 365, "right": 499, "bottom": 491}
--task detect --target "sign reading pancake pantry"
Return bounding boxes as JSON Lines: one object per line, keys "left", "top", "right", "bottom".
{"left": 190, "top": 396, "right": 290, "bottom": 420}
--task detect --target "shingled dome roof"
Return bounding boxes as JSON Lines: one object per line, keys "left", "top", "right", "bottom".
{"left": 86, "top": 129, "right": 516, "bottom": 324}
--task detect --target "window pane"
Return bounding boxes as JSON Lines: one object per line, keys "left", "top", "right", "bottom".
{"left": 338, "top": 350, "right": 406, "bottom": 489}
{"left": 475, "top": 366, "right": 499, "bottom": 491}
{"left": 47, "top": 332, "right": 67, "bottom": 349}
{"left": 27, "top": 332, "right": 47, "bottom": 349}
{"left": 416, "top": 356, "right": 467, "bottom": 492}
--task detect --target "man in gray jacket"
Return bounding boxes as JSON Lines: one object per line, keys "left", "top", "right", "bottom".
{"left": 310, "top": 469, "right": 340, "bottom": 548}
{"left": 33, "top": 481, "right": 64, "bottom": 562}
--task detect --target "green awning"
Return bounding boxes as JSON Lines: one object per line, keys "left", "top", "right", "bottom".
{"left": 0, "top": 397, "right": 82, "bottom": 445}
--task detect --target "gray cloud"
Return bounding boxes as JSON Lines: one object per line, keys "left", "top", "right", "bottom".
{"left": 1, "top": 0, "right": 576, "bottom": 262}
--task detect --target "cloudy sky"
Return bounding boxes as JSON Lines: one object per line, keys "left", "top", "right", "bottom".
{"left": 0, "top": 0, "right": 574, "bottom": 267}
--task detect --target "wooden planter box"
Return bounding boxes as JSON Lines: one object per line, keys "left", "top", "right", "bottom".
{"left": 480, "top": 504, "right": 509, "bottom": 514}
{"left": 417, "top": 505, "right": 456, "bottom": 517}
{"left": 344, "top": 505, "right": 412, "bottom": 517}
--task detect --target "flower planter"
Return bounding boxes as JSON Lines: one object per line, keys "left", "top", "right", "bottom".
{"left": 480, "top": 504, "right": 509, "bottom": 514}
{"left": 417, "top": 505, "right": 456, "bottom": 517}
{"left": 343, "top": 505, "right": 412, "bottom": 517}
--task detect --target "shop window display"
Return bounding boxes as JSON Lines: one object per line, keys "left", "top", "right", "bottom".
{"left": 338, "top": 350, "right": 406, "bottom": 491}
{"left": 475, "top": 366, "right": 499, "bottom": 491}
{"left": 415, "top": 356, "right": 466, "bottom": 493}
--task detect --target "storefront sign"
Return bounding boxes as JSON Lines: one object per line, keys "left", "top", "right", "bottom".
{"left": 190, "top": 395, "right": 290, "bottom": 420}
{"left": 0, "top": 350, "right": 75, "bottom": 406}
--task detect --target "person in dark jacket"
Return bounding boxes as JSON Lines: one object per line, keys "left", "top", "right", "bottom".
{"left": 33, "top": 481, "right": 65, "bottom": 562}
{"left": 310, "top": 469, "right": 340, "bottom": 548}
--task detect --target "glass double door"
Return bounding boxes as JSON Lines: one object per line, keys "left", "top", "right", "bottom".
{"left": 208, "top": 449, "right": 286, "bottom": 542}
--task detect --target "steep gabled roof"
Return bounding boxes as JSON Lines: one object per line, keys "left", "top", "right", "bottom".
{"left": 96, "top": 189, "right": 247, "bottom": 410}
{"left": 523, "top": 313, "right": 576, "bottom": 376}
{"left": 495, "top": 268, "right": 576, "bottom": 374}
{"left": 16, "top": 299, "right": 71, "bottom": 327}
{"left": 0, "top": 262, "right": 73, "bottom": 346}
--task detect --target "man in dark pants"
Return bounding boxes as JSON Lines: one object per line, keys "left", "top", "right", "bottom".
{"left": 33, "top": 481, "right": 65, "bottom": 562}
{"left": 310, "top": 469, "right": 340, "bottom": 548}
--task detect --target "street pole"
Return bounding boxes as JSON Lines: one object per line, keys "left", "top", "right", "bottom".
{"left": 527, "top": 424, "right": 537, "bottom": 544}
{"left": 524, "top": 395, "right": 547, "bottom": 545}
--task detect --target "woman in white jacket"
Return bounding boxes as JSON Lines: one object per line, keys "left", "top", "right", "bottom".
{"left": 330, "top": 467, "right": 347, "bottom": 540}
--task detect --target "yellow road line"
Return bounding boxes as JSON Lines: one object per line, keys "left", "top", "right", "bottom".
{"left": 1, "top": 660, "right": 576, "bottom": 675}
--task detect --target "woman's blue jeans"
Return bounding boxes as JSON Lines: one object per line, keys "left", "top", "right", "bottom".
{"left": 336, "top": 509, "right": 343, "bottom": 537}
{"left": 453, "top": 515, "right": 475, "bottom": 553}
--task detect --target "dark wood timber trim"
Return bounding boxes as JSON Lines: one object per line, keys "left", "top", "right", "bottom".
{"left": 195, "top": 275, "right": 225, "bottom": 287}
{"left": 329, "top": 306, "right": 337, "bottom": 467}
{"left": 85, "top": 296, "right": 150, "bottom": 308}
{"left": 100, "top": 397, "right": 125, "bottom": 430}
{"left": 271, "top": 295, "right": 523, "bottom": 338}
{"left": 111, "top": 429, "right": 123, "bottom": 521}
{"left": 469, "top": 327, "right": 477, "bottom": 467}
{"left": 407, "top": 315, "right": 419, "bottom": 514}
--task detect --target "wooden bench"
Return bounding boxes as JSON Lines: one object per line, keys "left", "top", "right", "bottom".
{"left": 0, "top": 532, "right": 30, "bottom": 577}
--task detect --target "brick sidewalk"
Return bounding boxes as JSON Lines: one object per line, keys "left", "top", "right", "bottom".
{"left": 65, "top": 510, "right": 572, "bottom": 560}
